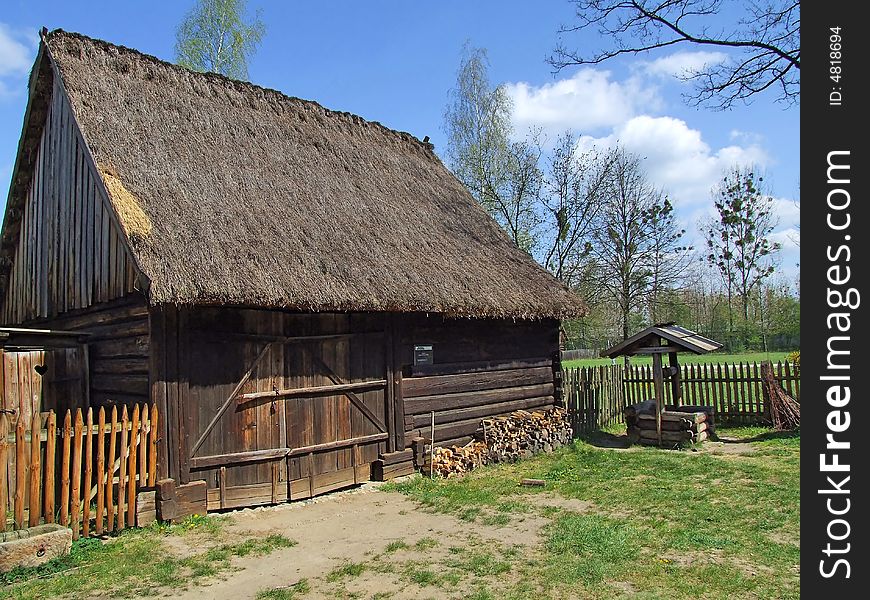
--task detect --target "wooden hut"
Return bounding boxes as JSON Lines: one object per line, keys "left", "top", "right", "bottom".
{"left": 0, "top": 30, "right": 584, "bottom": 509}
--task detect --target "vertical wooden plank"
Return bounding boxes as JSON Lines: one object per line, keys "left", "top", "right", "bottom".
{"left": 668, "top": 352, "right": 680, "bottom": 408}
{"left": 384, "top": 318, "right": 396, "bottom": 454}
{"left": 71, "top": 409, "right": 84, "bottom": 540}
{"left": 0, "top": 414, "right": 7, "bottom": 531}
{"left": 41, "top": 409, "right": 57, "bottom": 526}
{"left": 59, "top": 411, "right": 71, "bottom": 526}
{"left": 96, "top": 407, "right": 106, "bottom": 535}
{"left": 271, "top": 461, "right": 279, "bottom": 504}
{"left": 117, "top": 406, "right": 128, "bottom": 530}
{"left": 127, "top": 404, "right": 139, "bottom": 525}
{"left": 652, "top": 354, "right": 665, "bottom": 447}
{"left": 392, "top": 314, "right": 405, "bottom": 451}
{"left": 139, "top": 404, "right": 149, "bottom": 493}
{"left": 106, "top": 406, "right": 118, "bottom": 533}
{"left": 14, "top": 416, "right": 26, "bottom": 529}
{"left": 28, "top": 412, "right": 41, "bottom": 527}
{"left": 219, "top": 466, "right": 227, "bottom": 509}
{"left": 148, "top": 404, "right": 158, "bottom": 487}
{"left": 82, "top": 407, "right": 94, "bottom": 537}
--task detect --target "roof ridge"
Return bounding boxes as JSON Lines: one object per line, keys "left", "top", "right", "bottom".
{"left": 45, "top": 28, "right": 436, "bottom": 155}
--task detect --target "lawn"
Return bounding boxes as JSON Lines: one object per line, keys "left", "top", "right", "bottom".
{"left": 387, "top": 425, "right": 800, "bottom": 599}
{"left": 0, "top": 515, "right": 295, "bottom": 600}
{"left": 562, "top": 350, "right": 796, "bottom": 368}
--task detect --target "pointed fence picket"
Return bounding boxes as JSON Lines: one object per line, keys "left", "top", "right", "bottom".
{"left": 0, "top": 403, "right": 159, "bottom": 536}
{"left": 562, "top": 360, "right": 799, "bottom": 434}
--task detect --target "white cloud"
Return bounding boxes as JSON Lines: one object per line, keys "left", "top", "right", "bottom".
{"left": 575, "top": 115, "right": 769, "bottom": 208}
{"left": 0, "top": 23, "right": 37, "bottom": 99}
{"left": 642, "top": 51, "right": 727, "bottom": 80}
{"left": 504, "top": 68, "right": 661, "bottom": 136}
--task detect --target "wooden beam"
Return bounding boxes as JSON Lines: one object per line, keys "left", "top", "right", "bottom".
{"left": 189, "top": 342, "right": 273, "bottom": 456}
{"left": 311, "top": 356, "right": 387, "bottom": 433}
{"left": 236, "top": 379, "right": 386, "bottom": 403}
{"left": 668, "top": 351, "right": 681, "bottom": 406}
{"left": 190, "top": 448, "right": 290, "bottom": 470}
{"left": 652, "top": 353, "right": 665, "bottom": 447}
{"left": 287, "top": 432, "right": 388, "bottom": 457}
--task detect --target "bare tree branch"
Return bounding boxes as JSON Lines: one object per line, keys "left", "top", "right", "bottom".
{"left": 549, "top": 0, "right": 800, "bottom": 109}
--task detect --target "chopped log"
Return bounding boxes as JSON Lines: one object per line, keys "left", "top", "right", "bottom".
{"left": 521, "top": 479, "right": 546, "bottom": 487}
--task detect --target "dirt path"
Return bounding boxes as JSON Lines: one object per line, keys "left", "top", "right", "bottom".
{"left": 166, "top": 483, "right": 551, "bottom": 599}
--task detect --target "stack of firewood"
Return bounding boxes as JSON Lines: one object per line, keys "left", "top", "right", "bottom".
{"left": 480, "top": 408, "right": 573, "bottom": 462}
{"left": 625, "top": 400, "right": 712, "bottom": 446}
{"left": 421, "top": 441, "right": 488, "bottom": 478}
{"left": 421, "top": 408, "right": 573, "bottom": 477}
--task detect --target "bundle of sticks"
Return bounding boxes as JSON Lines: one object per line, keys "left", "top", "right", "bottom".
{"left": 625, "top": 400, "right": 712, "bottom": 446}
{"left": 422, "top": 408, "right": 572, "bottom": 477}
{"left": 762, "top": 361, "right": 800, "bottom": 430}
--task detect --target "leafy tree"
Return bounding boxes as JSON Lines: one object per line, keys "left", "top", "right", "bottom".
{"left": 443, "top": 45, "right": 540, "bottom": 252}
{"left": 587, "top": 150, "right": 680, "bottom": 345}
{"left": 550, "top": 0, "right": 800, "bottom": 109}
{"left": 645, "top": 197, "right": 692, "bottom": 323}
{"left": 175, "top": 0, "right": 266, "bottom": 81}
{"left": 538, "top": 134, "right": 615, "bottom": 286}
{"left": 704, "top": 167, "right": 781, "bottom": 341}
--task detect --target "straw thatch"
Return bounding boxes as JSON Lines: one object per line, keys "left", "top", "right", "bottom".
{"left": 10, "top": 30, "right": 585, "bottom": 319}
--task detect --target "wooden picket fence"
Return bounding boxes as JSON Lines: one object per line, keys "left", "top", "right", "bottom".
{"left": 563, "top": 360, "right": 800, "bottom": 433}
{"left": 0, "top": 403, "right": 158, "bottom": 539}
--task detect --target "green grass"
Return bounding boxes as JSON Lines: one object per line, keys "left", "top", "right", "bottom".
{"left": 325, "top": 561, "right": 367, "bottom": 582}
{"left": 0, "top": 516, "right": 296, "bottom": 599}
{"left": 256, "top": 579, "right": 311, "bottom": 600}
{"left": 384, "top": 539, "right": 409, "bottom": 553}
{"left": 389, "top": 425, "right": 800, "bottom": 599}
{"left": 563, "top": 350, "right": 796, "bottom": 368}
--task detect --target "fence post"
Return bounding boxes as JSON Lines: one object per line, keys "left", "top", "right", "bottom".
{"left": 45, "top": 411, "right": 56, "bottom": 524}
{"left": 14, "top": 415, "right": 25, "bottom": 529}
{"left": 28, "top": 411, "right": 41, "bottom": 527}
{"left": 0, "top": 413, "right": 8, "bottom": 531}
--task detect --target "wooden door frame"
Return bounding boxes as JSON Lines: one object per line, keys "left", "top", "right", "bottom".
{"left": 186, "top": 329, "right": 391, "bottom": 472}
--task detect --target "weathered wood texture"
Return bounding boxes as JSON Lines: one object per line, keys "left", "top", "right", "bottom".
{"left": 156, "top": 307, "right": 390, "bottom": 508}
{"left": 1, "top": 70, "right": 140, "bottom": 325}
{"left": 0, "top": 404, "right": 158, "bottom": 536}
{"left": 400, "top": 315, "right": 560, "bottom": 448}
{"left": 5, "top": 298, "right": 150, "bottom": 413}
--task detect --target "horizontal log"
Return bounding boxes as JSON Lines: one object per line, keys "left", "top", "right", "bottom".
{"left": 89, "top": 335, "right": 149, "bottom": 360}
{"left": 405, "top": 382, "right": 555, "bottom": 415}
{"left": 191, "top": 448, "right": 290, "bottom": 470}
{"left": 35, "top": 298, "right": 149, "bottom": 331}
{"left": 91, "top": 358, "right": 150, "bottom": 375}
{"left": 237, "top": 379, "right": 386, "bottom": 403}
{"left": 91, "top": 373, "right": 149, "bottom": 397}
{"left": 638, "top": 429, "right": 697, "bottom": 442}
{"left": 633, "top": 419, "right": 697, "bottom": 432}
{"left": 287, "top": 433, "right": 388, "bottom": 457}
{"left": 379, "top": 449, "right": 414, "bottom": 466}
{"left": 403, "top": 367, "right": 553, "bottom": 399}
{"left": 407, "top": 395, "right": 554, "bottom": 429}
{"left": 410, "top": 357, "right": 552, "bottom": 377}
{"left": 637, "top": 411, "right": 707, "bottom": 424}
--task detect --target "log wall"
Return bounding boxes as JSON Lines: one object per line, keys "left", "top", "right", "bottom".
{"left": 399, "top": 315, "right": 560, "bottom": 448}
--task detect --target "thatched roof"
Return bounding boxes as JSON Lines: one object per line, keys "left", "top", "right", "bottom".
{"left": 7, "top": 30, "right": 585, "bottom": 320}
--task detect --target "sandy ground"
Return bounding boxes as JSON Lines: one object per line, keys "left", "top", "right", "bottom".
{"left": 165, "top": 482, "right": 556, "bottom": 600}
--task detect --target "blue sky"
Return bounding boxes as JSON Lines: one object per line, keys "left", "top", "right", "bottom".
{"left": 0, "top": 1, "right": 799, "bottom": 281}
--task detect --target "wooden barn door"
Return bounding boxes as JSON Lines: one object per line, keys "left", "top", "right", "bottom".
{"left": 184, "top": 312, "right": 389, "bottom": 510}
